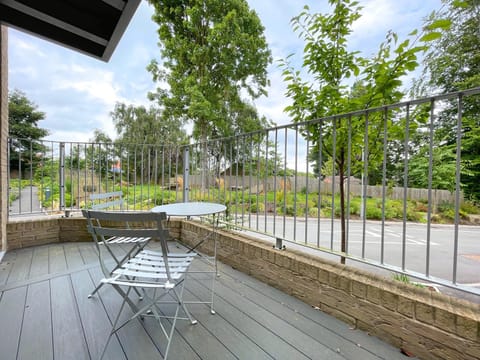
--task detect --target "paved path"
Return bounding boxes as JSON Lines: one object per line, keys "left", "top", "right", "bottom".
{"left": 9, "top": 186, "right": 42, "bottom": 216}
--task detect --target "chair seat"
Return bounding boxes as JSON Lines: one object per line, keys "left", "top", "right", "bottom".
{"left": 104, "top": 236, "right": 151, "bottom": 244}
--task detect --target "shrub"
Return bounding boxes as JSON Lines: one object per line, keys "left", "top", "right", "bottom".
{"left": 249, "top": 202, "right": 264, "bottom": 213}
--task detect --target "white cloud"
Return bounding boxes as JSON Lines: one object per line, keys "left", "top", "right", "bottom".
{"left": 7, "top": 0, "right": 442, "bottom": 143}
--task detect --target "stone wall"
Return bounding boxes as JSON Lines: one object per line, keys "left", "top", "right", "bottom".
{"left": 6, "top": 217, "right": 480, "bottom": 359}
{"left": 181, "top": 221, "right": 480, "bottom": 360}
{"left": 1, "top": 26, "right": 8, "bottom": 252}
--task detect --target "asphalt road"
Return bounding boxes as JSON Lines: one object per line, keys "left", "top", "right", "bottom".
{"left": 234, "top": 214, "right": 480, "bottom": 298}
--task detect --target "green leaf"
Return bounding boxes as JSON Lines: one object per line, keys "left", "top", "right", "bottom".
{"left": 420, "top": 32, "right": 442, "bottom": 42}
{"left": 408, "top": 29, "right": 418, "bottom": 36}
{"left": 426, "top": 19, "right": 451, "bottom": 31}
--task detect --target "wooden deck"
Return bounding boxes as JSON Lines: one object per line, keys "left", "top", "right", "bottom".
{"left": 0, "top": 242, "right": 408, "bottom": 360}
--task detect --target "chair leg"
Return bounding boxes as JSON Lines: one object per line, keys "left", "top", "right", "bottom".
{"left": 88, "top": 281, "right": 103, "bottom": 298}
{"left": 100, "top": 287, "right": 132, "bottom": 360}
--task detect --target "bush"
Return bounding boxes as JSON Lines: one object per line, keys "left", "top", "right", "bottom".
{"left": 249, "top": 202, "right": 264, "bottom": 213}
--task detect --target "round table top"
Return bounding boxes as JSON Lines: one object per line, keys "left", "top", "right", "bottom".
{"left": 151, "top": 202, "right": 226, "bottom": 217}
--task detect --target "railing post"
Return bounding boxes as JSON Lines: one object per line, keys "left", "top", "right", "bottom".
{"left": 183, "top": 146, "right": 190, "bottom": 203}
{"left": 59, "top": 142, "right": 65, "bottom": 213}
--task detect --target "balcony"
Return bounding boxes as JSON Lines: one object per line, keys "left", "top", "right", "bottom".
{"left": 0, "top": 239, "right": 409, "bottom": 360}
{"left": 4, "top": 88, "right": 480, "bottom": 359}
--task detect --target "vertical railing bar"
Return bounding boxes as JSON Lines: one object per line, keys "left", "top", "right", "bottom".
{"left": 283, "top": 127, "right": 287, "bottom": 239}
{"left": 29, "top": 141, "right": 34, "bottom": 212}
{"left": 133, "top": 146, "right": 138, "bottom": 208}
{"left": 235, "top": 136, "right": 240, "bottom": 224}
{"left": 453, "top": 94, "right": 463, "bottom": 284}
{"left": 330, "top": 118, "right": 336, "bottom": 251}
{"left": 17, "top": 141, "right": 22, "bottom": 214}
{"left": 305, "top": 136, "right": 309, "bottom": 245}
{"left": 362, "top": 112, "right": 369, "bottom": 259}
{"left": 402, "top": 104, "right": 411, "bottom": 271}
{"left": 140, "top": 144, "right": 145, "bottom": 208}
{"left": 256, "top": 136, "right": 260, "bottom": 231}
{"left": 317, "top": 122, "right": 323, "bottom": 248}
{"left": 59, "top": 142, "right": 65, "bottom": 212}
{"left": 241, "top": 136, "right": 246, "bottom": 227}
{"left": 248, "top": 134, "right": 253, "bottom": 228}
{"left": 161, "top": 146, "right": 165, "bottom": 205}
{"left": 426, "top": 100, "right": 435, "bottom": 277}
{"left": 381, "top": 108, "right": 388, "bottom": 264}
{"left": 175, "top": 146, "right": 179, "bottom": 201}
{"left": 126, "top": 148, "right": 131, "bottom": 210}
{"left": 264, "top": 130, "right": 269, "bottom": 233}
{"left": 273, "top": 129, "right": 278, "bottom": 236}
{"left": 183, "top": 146, "right": 190, "bottom": 203}
{"left": 294, "top": 125, "right": 299, "bottom": 242}
{"left": 147, "top": 146, "right": 151, "bottom": 206}
{"left": 154, "top": 147, "right": 158, "bottom": 206}
{"left": 346, "top": 115, "right": 353, "bottom": 255}
{"left": 229, "top": 139, "right": 234, "bottom": 217}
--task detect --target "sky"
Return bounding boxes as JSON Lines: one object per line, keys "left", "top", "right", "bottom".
{"left": 8, "top": 0, "right": 443, "bottom": 143}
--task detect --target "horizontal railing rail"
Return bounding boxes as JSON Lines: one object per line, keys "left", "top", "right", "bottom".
{"left": 7, "top": 87, "right": 480, "bottom": 297}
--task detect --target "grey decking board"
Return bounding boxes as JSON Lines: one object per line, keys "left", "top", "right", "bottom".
{"left": 219, "top": 263, "right": 406, "bottom": 360}
{"left": 186, "top": 273, "right": 312, "bottom": 360}
{"left": 0, "top": 286, "right": 28, "bottom": 360}
{"left": 88, "top": 265, "right": 211, "bottom": 360}
{"left": 0, "top": 242, "right": 411, "bottom": 360}
{"left": 63, "top": 243, "right": 87, "bottom": 270}
{"left": 181, "top": 280, "right": 275, "bottom": 359}
{"left": 77, "top": 243, "right": 98, "bottom": 265}
{"left": 215, "top": 265, "right": 386, "bottom": 360}
{"left": 0, "top": 252, "right": 14, "bottom": 285}
{"left": 17, "top": 280, "right": 53, "bottom": 360}
{"left": 89, "top": 267, "right": 169, "bottom": 360}
{"left": 28, "top": 245, "right": 50, "bottom": 278}
{"left": 48, "top": 244, "right": 68, "bottom": 274}
{"left": 6, "top": 247, "right": 33, "bottom": 284}
{"left": 70, "top": 270, "right": 127, "bottom": 360}
{"left": 51, "top": 275, "right": 90, "bottom": 360}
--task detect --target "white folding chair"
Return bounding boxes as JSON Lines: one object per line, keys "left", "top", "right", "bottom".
{"left": 83, "top": 208, "right": 152, "bottom": 298}
{"left": 86, "top": 210, "right": 198, "bottom": 360}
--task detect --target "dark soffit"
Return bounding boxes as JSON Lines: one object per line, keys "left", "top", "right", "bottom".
{"left": 0, "top": 0, "right": 141, "bottom": 61}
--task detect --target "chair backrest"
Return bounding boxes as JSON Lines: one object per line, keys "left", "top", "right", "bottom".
{"left": 89, "top": 191, "right": 124, "bottom": 210}
{"left": 83, "top": 210, "right": 172, "bottom": 279}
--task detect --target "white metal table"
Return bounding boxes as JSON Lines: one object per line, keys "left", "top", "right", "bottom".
{"left": 151, "top": 202, "right": 226, "bottom": 314}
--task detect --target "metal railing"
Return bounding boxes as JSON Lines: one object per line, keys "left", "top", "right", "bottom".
{"left": 8, "top": 87, "right": 480, "bottom": 296}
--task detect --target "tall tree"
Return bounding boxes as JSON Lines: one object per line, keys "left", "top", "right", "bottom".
{"left": 8, "top": 89, "right": 49, "bottom": 172}
{"left": 280, "top": 0, "right": 439, "bottom": 263}
{"left": 146, "top": 0, "right": 272, "bottom": 142}
{"left": 111, "top": 103, "right": 188, "bottom": 183}
{"left": 420, "top": 0, "right": 480, "bottom": 200}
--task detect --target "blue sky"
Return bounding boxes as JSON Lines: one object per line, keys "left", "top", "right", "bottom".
{"left": 8, "top": 0, "right": 442, "bottom": 142}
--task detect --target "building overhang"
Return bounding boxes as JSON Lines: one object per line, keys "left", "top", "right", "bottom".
{"left": 0, "top": 0, "right": 141, "bottom": 61}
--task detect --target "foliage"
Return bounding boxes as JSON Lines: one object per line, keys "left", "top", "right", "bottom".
{"left": 147, "top": 0, "right": 272, "bottom": 142}
{"left": 8, "top": 89, "right": 49, "bottom": 172}
{"left": 419, "top": 0, "right": 480, "bottom": 200}
{"left": 110, "top": 102, "right": 188, "bottom": 183}
{"left": 279, "top": 0, "right": 439, "bottom": 261}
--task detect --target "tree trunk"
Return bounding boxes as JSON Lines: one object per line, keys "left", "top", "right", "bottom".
{"left": 339, "top": 154, "right": 346, "bottom": 264}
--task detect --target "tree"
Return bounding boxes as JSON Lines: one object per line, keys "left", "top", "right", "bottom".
{"left": 111, "top": 103, "right": 188, "bottom": 183}
{"left": 280, "top": 0, "right": 438, "bottom": 263}
{"left": 8, "top": 89, "right": 49, "bottom": 173}
{"left": 420, "top": 0, "right": 480, "bottom": 201}
{"left": 147, "top": 0, "right": 272, "bottom": 139}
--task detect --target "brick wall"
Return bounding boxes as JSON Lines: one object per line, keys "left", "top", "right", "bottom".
{"left": 6, "top": 217, "right": 480, "bottom": 359}
{"left": 180, "top": 221, "right": 480, "bottom": 360}
{"left": 1, "top": 26, "right": 8, "bottom": 252}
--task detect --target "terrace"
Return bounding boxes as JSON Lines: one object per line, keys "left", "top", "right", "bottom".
{"left": 1, "top": 2, "right": 480, "bottom": 359}
{"left": 4, "top": 87, "right": 480, "bottom": 359}
{"left": 0, "top": 240, "right": 408, "bottom": 360}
